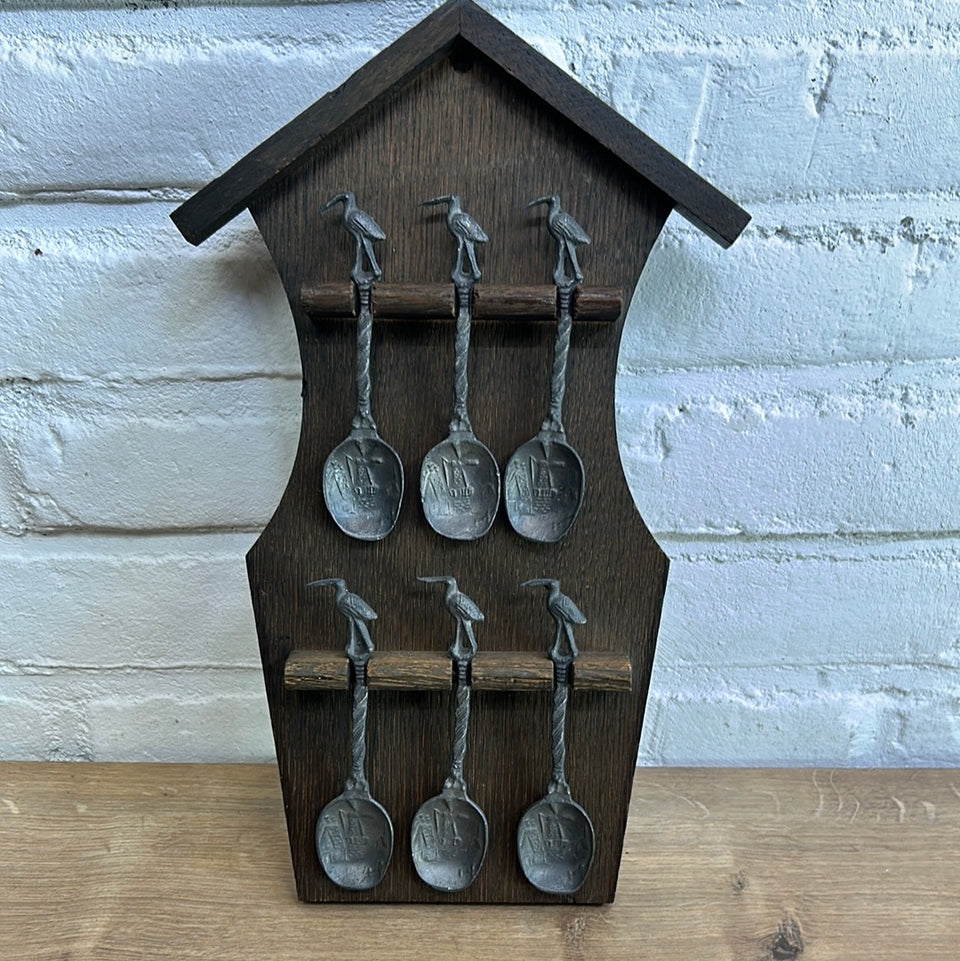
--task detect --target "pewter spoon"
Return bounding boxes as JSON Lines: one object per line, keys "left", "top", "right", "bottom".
{"left": 419, "top": 195, "right": 500, "bottom": 540}
{"left": 310, "top": 578, "right": 394, "bottom": 890}
{"left": 321, "top": 192, "right": 404, "bottom": 540}
{"left": 505, "top": 195, "right": 590, "bottom": 542}
{"left": 411, "top": 576, "right": 489, "bottom": 891}
{"left": 517, "top": 578, "right": 595, "bottom": 894}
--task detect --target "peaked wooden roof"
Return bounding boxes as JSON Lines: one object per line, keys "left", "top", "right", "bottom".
{"left": 171, "top": 0, "right": 749, "bottom": 248}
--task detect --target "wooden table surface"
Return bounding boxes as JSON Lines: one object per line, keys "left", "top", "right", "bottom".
{"left": 2, "top": 763, "right": 958, "bottom": 959}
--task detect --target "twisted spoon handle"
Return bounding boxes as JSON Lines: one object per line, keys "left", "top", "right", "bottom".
{"left": 544, "top": 284, "right": 574, "bottom": 434}
{"left": 548, "top": 662, "right": 571, "bottom": 795}
{"left": 446, "top": 659, "right": 471, "bottom": 792}
{"left": 352, "top": 279, "right": 376, "bottom": 431}
{"left": 450, "top": 279, "right": 474, "bottom": 434}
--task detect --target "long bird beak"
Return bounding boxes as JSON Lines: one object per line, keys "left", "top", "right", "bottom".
{"left": 421, "top": 196, "right": 451, "bottom": 207}
{"left": 417, "top": 575, "right": 449, "bottom": 583}
{"left": 525, "top": 196, "right": 551, "bottom": 208}
{"left": 521, "top": 578, "right": 555, "bottom": 588}
{"left": 320, "top": 194, "right": 344, "bottom": 213}
{"left": 307, "top": 578, "right": 341, "bottom": 588}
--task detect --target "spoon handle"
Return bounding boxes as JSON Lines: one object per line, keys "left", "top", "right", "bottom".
{"left": 352, "top": 279, "right": 376, "bottom": 431}
{"left": 548, "top": 661, "right": 571, "bottom": 796}
{"left": 446, "top": 659, "right": 471, "bottom": 792}
{"left": 544, "top": 284, "right": 574, "bottom": 435}
{"left": 450, "top": 279, "right": 474, "bottom": 434}
{"left": 345, "top": 650, "right": 372, "bottom": 793}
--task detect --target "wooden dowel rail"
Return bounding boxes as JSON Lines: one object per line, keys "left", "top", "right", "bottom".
{"left": 284, "top": 649, "right": 632, "bottom": 692}
{"left": 300, "top": 282, "right": 623, "bottom": 323}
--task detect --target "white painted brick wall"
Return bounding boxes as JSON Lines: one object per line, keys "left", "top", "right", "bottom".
{"left": 2, "top": 0, "right": 958, "bottom": 766}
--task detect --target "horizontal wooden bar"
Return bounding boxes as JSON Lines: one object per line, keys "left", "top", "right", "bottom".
{"left": 573, "top": 652, "right": 633, "bottom": 692}
{"left": 299, "top": 282, "right": 356, "bottom": 317}
{"left": 299, "top": 283, "right": 622, "bottom": 323}
{"left": 283, "top": 651, "right": 350, "bottom": 690}
{"left": 373, "top": 283, "right": 456, "bottom": 319}
{"left": 471, "top": 652, "right": 552, "bottom": 690}
{"left": 283, "top": 649, "right": 631, "bottom": 692}
{"left": 368, "top": 651, "right": 451, "bottom": 690}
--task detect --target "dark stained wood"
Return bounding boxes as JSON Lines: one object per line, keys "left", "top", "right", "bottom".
{"left": 244, "top": 46, "right": 673, "bottom": 904}
{"left": 371, "top": 283, "right": 456, "bottom": 319}
{"left": 472, "top": 652, "right": 552, "bottom": 690}
{"left": 299, "top": 283, "right": 356, "bottom": 317}
{"left": 574, "top": 287, "right": 626, "bottom": 322}
{"left": 301, "top": 283, "right": 622, "bottom": 323}
{"left": 472, "top": 284, "right": 555, "bottom": 319}
{"left": 283, "top": 650, "right": 632, "bottom": 692}
{"left": 169, "top": 0, "right": 749, "bottom": 248}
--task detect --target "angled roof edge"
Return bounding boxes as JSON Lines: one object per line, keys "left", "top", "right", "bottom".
{"left": 171, "top": 0, "right": 750, "bottom": 248}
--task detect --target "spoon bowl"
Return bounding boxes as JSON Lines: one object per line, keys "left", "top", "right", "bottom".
{"left": 504, "top": 434, "right": 583, "bottom": 543}
{"left": 421, "top": 432, "right": 500, "bottom": 540}
{"left": 411, "top": 784, "right": 489, "bottom": 892}
{"left": 517, "top": 791, "right": 594, "bottom": 894}
{"left": 316, "top": 792, "right": 394, "bottom": 890}
{"left": 324, "top": 430, "right": 403, "bottom": 540}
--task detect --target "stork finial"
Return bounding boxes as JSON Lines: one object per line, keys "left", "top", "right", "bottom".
{"left": 309, "top": 577, "right": 378, "bottom": 661}
{"left": 419, "top": 575, "right": 484, "bottom": 662}
{"left": 527, "top": 194, "right": 590, "bottom": 287}
{"left": 422, "top": 194, "right": 488, "bottom": 285}
{"left": 322, "top": 191, "right": 386, "bottom": 284}
{"left": 522, "top": 577, "right": 586, "bottom": 665}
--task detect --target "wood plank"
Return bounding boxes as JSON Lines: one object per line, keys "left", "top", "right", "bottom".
{"left": 283, "top": 649, "right": 632, "bottom": 691}
{"left": 2, "top": 763, "right": 959, "bottom": 960}
{"left": 300, "top": 283, "right": 622, "bottom": 322}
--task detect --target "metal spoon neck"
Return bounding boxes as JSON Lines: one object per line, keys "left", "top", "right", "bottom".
{"left": 343, "top": 775, "right": 371, "bottom": 797}
{"left": 452, "top": 269, "right": 478, "bottom": 293}
{"left": 349, "top": 419, "right": 380, "bottom": 436}
{"left": 442, "top": 774, "right": 469, "bottom": 797}
{"left": 351, "top": 269, "right": 378, "bottom": 291}
{"left": 538, "top": 420, "right": 567, "bottom": 441}
{"left": 448, "top": 413, "right": 474, "bottom": 435}
{"left": 547, "top": 777, "right": 572, "bottom": 798}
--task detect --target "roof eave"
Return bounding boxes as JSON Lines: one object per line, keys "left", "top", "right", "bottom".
{"left": 171, "top": 0, "right": 749, "bottom": 248}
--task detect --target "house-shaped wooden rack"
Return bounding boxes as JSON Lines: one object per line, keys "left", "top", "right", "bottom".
{"left": 172, "top": 0, "right": 748, "bottom": 905}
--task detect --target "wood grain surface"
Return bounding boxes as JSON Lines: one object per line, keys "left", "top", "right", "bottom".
{"left": 2, "top": 763, "right": 958, "bottom": 960}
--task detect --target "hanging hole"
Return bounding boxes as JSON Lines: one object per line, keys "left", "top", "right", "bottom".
{"left": 450, "top": 41, "right": 474, "bottom": 72}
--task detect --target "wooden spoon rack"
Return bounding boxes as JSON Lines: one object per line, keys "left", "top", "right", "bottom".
{"left": 170, "top": 0, "right": 748, "bottom": 905}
